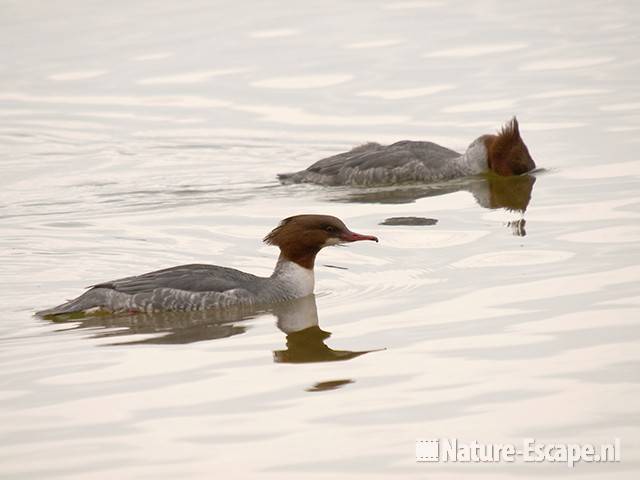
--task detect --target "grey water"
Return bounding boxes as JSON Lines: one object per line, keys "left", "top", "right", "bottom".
{"left": 1, "top": 0, "right": 640, "bottom": 478}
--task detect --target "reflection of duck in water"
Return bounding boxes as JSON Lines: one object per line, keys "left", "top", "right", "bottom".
{"left": 279, "top": 118, "right": 535, "bottom": 186}
{"left": 336, "top": 172, "right": 536, "bottom": 212}
{"left": 37, "top": 215, "right": 377, "bottom": 317}
{"left": 47, "top": 306, "right": 260, "bottom": 345}
{"left": 272, "top": 295, "right": 377, "bottom": 364}
{"left": 46, "top": 294, "right": 378, "bottom": 365}
{"left": 334, "top": 173, "right": 536, "bottom": 237}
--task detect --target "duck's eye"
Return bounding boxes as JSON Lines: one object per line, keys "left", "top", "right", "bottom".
{"left": 324, "top": 225, "right": 337, "bottom": 234}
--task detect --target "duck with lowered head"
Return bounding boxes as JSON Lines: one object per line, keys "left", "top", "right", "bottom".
{"left": 278, "top": 117, "right": 535, "bottom": 186}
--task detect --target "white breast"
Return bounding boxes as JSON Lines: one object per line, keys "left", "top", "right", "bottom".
{"left": 272, "top": 260, "right": 315, "bottom": 298}
{"left": 460, "top": 136, "right": 489, "bottom": 173}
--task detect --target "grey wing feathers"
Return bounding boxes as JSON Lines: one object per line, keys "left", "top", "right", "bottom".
{"left": 306, "top": 142, "right": 385, "bottom": 175}
{"left": 91, "top": 264, "right": 262, "bottom": 295}
{"left": 307, "top": 141, "right": 459, "bottom": 173}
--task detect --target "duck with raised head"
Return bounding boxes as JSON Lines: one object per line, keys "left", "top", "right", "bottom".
{"left": 36, "top": 215, "right": 378, "bottom": 317}
{"left": 278, "top": 117, "right": 535, "bottom": 186}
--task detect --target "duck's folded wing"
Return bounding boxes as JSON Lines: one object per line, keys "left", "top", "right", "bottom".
{"left": 91, "top": 264, "right": 262, "bottom": 294}
{"left": 307, "top": 141, "right": 459, "bottom": 172}
{"left": 305, "top": 142, "right": 385, "bottom": 175}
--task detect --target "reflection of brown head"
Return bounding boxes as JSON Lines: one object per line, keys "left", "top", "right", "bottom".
{"left": 485, "top": 117, "right": 536, "bottom": 176}
{"left": 273, "top": 326, "right": 372, "bottom": 364}
{"left": 487, "top": 173, "right": 536, "bottom": 211}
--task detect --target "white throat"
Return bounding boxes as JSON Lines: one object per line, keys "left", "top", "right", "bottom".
{"left": 272, "top": 258, "right": 315, "bottom": 298}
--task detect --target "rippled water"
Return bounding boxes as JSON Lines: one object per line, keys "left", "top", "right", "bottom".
{"left": 2, "top": 1, "right": 640, "bottom": 478}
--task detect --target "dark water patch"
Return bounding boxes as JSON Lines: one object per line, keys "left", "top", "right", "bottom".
{"left": 306, "top": 379, "right": 354, "bottom": 392}
{"left": 380, "top": 216, "right": 438, "bottom": 226}
{"left": 73, "top": 181, "right": 118, "bottom": 187}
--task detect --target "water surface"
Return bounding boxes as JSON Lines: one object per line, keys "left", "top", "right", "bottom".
{"left": 1, "top": 0, "right": 640, "bottom": 478}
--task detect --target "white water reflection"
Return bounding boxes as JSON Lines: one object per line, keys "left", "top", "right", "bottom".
{"left": 251, "top": 74, "right": 353, "bottom": 89}
{"left": 131, "top": 52, "right": 173, "bottom": 61}
{"left": 1, "top": 0, "right": 640, "bottom": 479}
{"left": 138, "top": 69, "right": 250, "bottom": 85}
{"left": 442, "top": 99, "right": 517, "bottom": 113}
{"left": 529, "top": 88, "right": 610, "bottom": 99}
{"left": 357, "top": 85, "right": 454, "bottom": 100}
{"left": 424, "top": 43, "right": 528, "bottom": 58}
{"left": 520, "top": 56, "right": 615, "bottom": 71}
{"left": 452, "top": 249, "right": 575, "bottom": 268}
{"left": 248, "top": 29, "right": 300, "bottom": 39}
{"left": 345, "top": 39, "right": 405, "bottom": 49}
{"left": 49, "top": 70, "right": 109, "bottom": 81}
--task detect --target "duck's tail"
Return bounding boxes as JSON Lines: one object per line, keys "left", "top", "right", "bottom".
{"left": 277, "top": 172, "right": 297, "bottom": 184}
{"left": 36, "top": 289, "right": 106, "bottom": 317}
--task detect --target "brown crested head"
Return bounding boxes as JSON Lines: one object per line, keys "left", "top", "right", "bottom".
{"left": 484, "top": 117, "right": 536, "bottom": 176}
{"left": 264, "top": 214, "right": 378, "bottom": 269}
